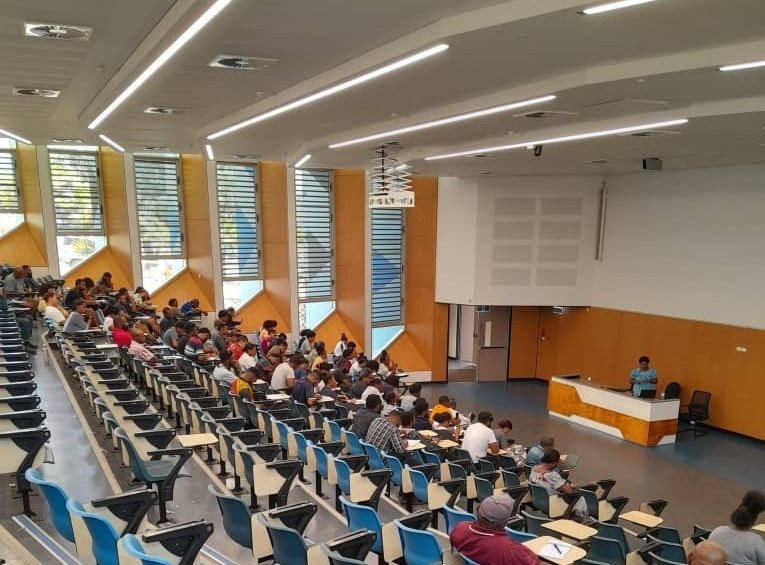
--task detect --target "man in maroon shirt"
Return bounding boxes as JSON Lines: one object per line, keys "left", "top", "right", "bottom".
{"left": 450, "top": 495, "right": 540, "bottom": 565}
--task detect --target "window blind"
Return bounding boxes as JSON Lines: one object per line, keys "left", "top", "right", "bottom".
{"left": 0, "top": 151, "right": 20, "bottom": 212}
{"left": 216, "top": 162, "right": 261, "bottom": 280}
{"left": 295, "top": 169, "right": 334, "bottom": 302}
{"left": 371, "top": 208, "right": 404, "bottom": 326}
{"left": 49, "top": 151, "right": 103, "bottom": 235}
{"left": 134, "top": 158, "right": 184, "bottom": 259}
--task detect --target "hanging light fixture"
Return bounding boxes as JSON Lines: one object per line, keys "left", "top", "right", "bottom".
{"left": 369, "top": 144, "right": 414, "bottom": 208}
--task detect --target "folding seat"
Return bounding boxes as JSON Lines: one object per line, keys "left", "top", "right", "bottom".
{"left": 341, "top": 429, "right": 364, "bottom": 456}
{"left": 311, "top": 530, "right": 377, "bottom": 565}
{"left": 442, "top": 504, "right": 475, "bottom": 534}
{"left": 0, "top": 393, "right": 40, "bottom": 413}
{"left": 528, "top": 483, "right": 584, "bottom": 518}
{"left": 401, "top": 464, "right": 465, "bottom": 528}
{"left": 0, "top": 426, "right": 50, "bottom": 514}
{"left": 113, "top": 428, "right": 193, "bottom": 523}
{"left": 521, "top": 510, "right": 551, "bottom": 536}
{"left": 116, "top": 522, "right": 213, "bottom": 565}
{"left": 580, "top": 488, "right": 630, "bottom": 523}
{"left": 506, "top": 526, "right": 536, "bottom": 542}
{"left": 217, "top": 425, "right": 264, "bottom": 493}
{"left": 329, "top": 454, "right": 391, "bottom": 511}
{"left": 586, "top": 535, "right": 628, "bottom": 565}
{"left": 307, "top": 441, "right": 345, "bottom": 497}
{"left": 233, "top": 442, "right": 299, "bottom": 509}
{"left": 0, "top": 408, "right": 46, "bottom": 431}
{"left": 394, "top": 519, "right": 448, "bottom": 565}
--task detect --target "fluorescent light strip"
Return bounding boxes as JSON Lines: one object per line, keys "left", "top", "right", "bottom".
{"left": 329, "top": 95, "right": 556, "bottom": 149}
{"left": 98, "top": 134, "right": 125, "bottom": 153}
{"left": 205, "top": 144, "right": 215, "bottom": 160}
{"left": 719, "top": 60, "right": 765, "bottom": 72}
{"left": 0, "top": 128, "right": 31, "bottom": 145}
{"left": 425, "top": 118, "right": 688, "bottom": 160}
{"left": 581, "top": 0, "right": 658, "bottom": 15}
{"left": 88, "top": 0, "right": 233, "bottom": 129}
{"left": 208, "top": 43, "right": 450, "bottom": 140}
{"left": 294, "top": 154, "right": 311, "bottom": 168}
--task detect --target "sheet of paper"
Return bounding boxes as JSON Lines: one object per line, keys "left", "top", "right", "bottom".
{"left": 539, "top": 541, "right": 572, "bottom": 559}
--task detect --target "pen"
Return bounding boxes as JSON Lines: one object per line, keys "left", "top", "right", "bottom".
{"left": 553, "top": 543, "right": 563, "bottom": 555}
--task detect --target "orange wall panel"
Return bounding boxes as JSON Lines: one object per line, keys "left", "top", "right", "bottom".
{"left": 0, "top": 225, "right": 46, "bottom": 267}
{"left": 151, "top": 270, "right": 214, "bottom": 313}
{"left": 257, "top": 161, "right": 291, "bottom": 331}
{"left": 100, "top": 148, "right": 132, "bottom": 287}
{"left": 235, "top": 291, "right": 289, "bottom": 335}
{"left": 333, "top": 170, "right": 366, "bottom": 349}
{"left": 181, "top": 155, "right": 214, "bottom": 306}
{"left": 388, "top": 331, "right": 429, "bottom": 371}
{"left": 17, "top": 144, "right": 46, "bottom": 264}
{"left": 314, "top": 311, "right": 359, "bottom": 348}
{"left": 509, "top": 306, "right": 540, "bottom": 378}
{"left": 535, "top": 306, "right": 765, "bottom": 439}
{"left": 64, "top": 247, "right": 131, "bottom": 289}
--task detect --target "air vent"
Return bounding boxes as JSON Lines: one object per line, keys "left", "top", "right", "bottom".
{"left": 208, "top": 54, "right": 278, "bottom": 71}
{"left": 478, "top": 171, "right": 493, "bottom": 175}
{"left": 470, "top": 153, "right": 490, "bottom": 158}
{"left": 142, "top": 146, "right": 170, "bottom": 151}
{"left": 144, "top": 107, "right": 178, "bottom": 115}
{"left": 51, "top": 138, "right": 84, "bottom": 143}
{"left": 13, "top": 87, "right": 60, "bottom": 98}
{"left": 234, "top": 154, "right": 260, "bottom": 160}
{"left": 621, "top": 130, "right": 682, "bottom": 138}
{"left": 514, "top": 110, "right": 578, "bottom": 119}
{"left": 24, "top": 22, "right": 93, "bottom": 41}
{"left": 585, "top": 98, "right": 670, "bottom": 110}
{"left": 585, "top": 159, "right": 608, "bottom": 164}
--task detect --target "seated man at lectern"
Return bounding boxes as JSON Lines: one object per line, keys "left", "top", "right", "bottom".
{"left": 630, "top": 356, "right": 658, "bottom": 398}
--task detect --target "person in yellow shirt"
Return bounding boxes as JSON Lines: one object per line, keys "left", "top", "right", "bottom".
{"left": 230, "top": 368, "right": 256, "bottom": 401}
{"left": 430, "top": 395, "right": 458, "bottom": 424}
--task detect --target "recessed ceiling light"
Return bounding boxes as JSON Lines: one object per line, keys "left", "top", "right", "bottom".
{"left": 0, "top": 128, "right": 31, "bottom": 145}
{"left": 478, "top": 171, "right": 493, "bottom": 175}
{"left": 295, "top": 154, "right": 312, "bottom": 168}
{"left": 208, "top": 54, "right": 278, "bottom": 71}
{"left": 719, "top": 60, "right": 765, "bottom": 72}
{"left": 581, "top": 0, "right": 658, "bottom": 15}
{"left": 234, "top": 154, "right": 259, "bottom": 160}
{"left": 13, "top": 87, "right": 60, "bottom": 98}
{"left": 24, "top": 22, "right": 92, "bottom": 41}
{"left": 425, "top": 118, "right": 689, "bottom": 160}
{"left": 142, "top": 146, "right": 170, "bottom": 151}
{"left": 208, "top": 43, "right": 450, "bottom": 140}
{"left": 514, "top": 109, "right": 577, "bottom": 119}
{"left": 51, "top": 138, "right": 84, "bottom": 143}
{"left": 98, "top": 134, "right": 125, "bottom": 153}
{"left": 328, "top": 95, "right": 555, "bottom": 149}
{"left": 144, "top": 106, "right": 178, "bottom": 115}
{"left": 88, "top": 0, "right": 233, "bottom": 129}
{"left": 585, "top": 159, "right": 609, "bottom": 164}
{"left": 205, "top": 144, "right": 215, "bottom": 160}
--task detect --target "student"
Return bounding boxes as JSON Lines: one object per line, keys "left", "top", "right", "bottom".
{"left": 230, "top": 367, "right": 256, "bottom": 401}
{"left": 529, "top": 449, "right": 588, "bottom": 518}
{"left": 526, "top": 436, "right": 555, "bottom": 466}
{"left": 413, "top": 398, "right": 432, "bottom": 431}
{"left": 461, "top": 411, "right": 500, "bottom": 462}
{"left": 690, "top": 541, "right": 728, "bottom": 565}
{"left": 238, "top": 342, "right": 259, "bottom": 371}
{"left": 630, "top": 355, "right": 658, "bottom": 398}
{"left": 377, "top": 349, "right": 397, "bottom": 378}
{"left": 332, "top": 333, "right": 348, "bottom": 362}
{"left": 430, "top": 395, "right": 456, "bottom": 423}
{"left": 494, "top": 419, "right": 515, "bottom": 449}
{"left": 350, "top": 394, "right": 382, "bottom": 440}
{"left": 709, "top": 491, "right": 765, "bottom": 565}
{"left": 399, "top": 382, "right": 422, "bottom": 412}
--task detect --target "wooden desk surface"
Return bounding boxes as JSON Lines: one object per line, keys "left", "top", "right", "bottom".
{"left": 620, "top": 510, "right": 664, "bottom": 528}
{"left": 177, "top": 433, "right": 218, "bottom": 448}
{"left": 543, "top": 519, "right": 598, "bottom": 541}
{"left": 523, "top": 535, "right": 586, "bottom": 564}
{"left": 753, "top": 523, "right": 765, "bottom": 533}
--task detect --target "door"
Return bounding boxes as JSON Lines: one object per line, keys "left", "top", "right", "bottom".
{"left": 476, "top": 306, "right": 511, "bottom": 381}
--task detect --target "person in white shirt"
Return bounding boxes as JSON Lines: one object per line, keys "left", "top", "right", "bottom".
{"left": 332, "top": 333, "right": 347, "bottom": 364}
{"left": 461, "top": 412, "right": 500, "bottom": 463}
{"left": 238, "top": 342, "right": 259, "bottom": 372}
{"left": 349, "top": 354, "right": 368, "bottom": 379}
{"left": 271, "top": 354, "right": 300, "bottom": 391}
{"left": 361, "top": 377, "right": 383, "bottom": 402}
{"left": 43, "top": 290, "right": 66, "bottom": 326}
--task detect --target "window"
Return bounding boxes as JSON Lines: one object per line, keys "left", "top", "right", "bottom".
{"left": 295, "top": 169, "right": 334, "bottom": 328}
{"left": 0, "top": 140, "right": 23, "bottom": 236}
{"left": 216, "top": 162, "right": 262, "bottom": 308}
{"left": 134, "top": 158, "right": 186, "bottom": 291}
{"left": 48, "top": 149, "right": 106, "bottom": 274}
{"left": 371, "top": 208, "right": 404, "bottom": 356}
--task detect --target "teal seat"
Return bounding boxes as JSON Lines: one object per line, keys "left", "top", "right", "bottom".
{"left": 66, "top": 498, "right": 120, "bottom": 565}
{"left": 587, "top": 535, "right": 627, "bottom": 565}
{"left": 340, "top": 496, "right": 383, "bottom": 555}
{"left": 25, "top": 468, "right": 74, "bottom": 542}
{"left": 501, "top": 469, "right": 520, "bottom": 487}
{"left": 256, "top": 512, "right": 311, "bottom": 565}
{"left": 394, "top": 519, "right": 443, "bottom": 565}
{"left": 343, "top": 430, "right": 364, "bottom": 456}
{"left": 209, "top": 483, "right": 252, "bottom": 549}
{"left": 119, "top": 534, "right": 172, "bottom": 565}
{"left": 597, "top": 522, "right": 630, "bottom": 555}
{"left": 327, "top": 420, "right": 343, "bottom": 442}
{"left": 360, "top": 440, "right": 386, "bottom": 470}
{"left": 647, "top": 552, "right": 686, "bottom": 565}
{"left": 505, "top": 526, "right": 536, "bottom": 542}
{"left": 460, "top": 554, "right": 483, "bottom": 565}
{"left": 113, "top": 427, "right": 192, "bottom": 523}
{"left": 443, "top": 505, "right": 475, "bottom": 534}
{"left": 521, "top": 510, "right": 550, "bottom": 536}
{"left": 383, "top": 454, "right": 404, "bottom": 488}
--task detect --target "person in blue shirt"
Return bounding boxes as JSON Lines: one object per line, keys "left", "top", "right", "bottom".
{"left": 630, "top": 355, "right": 658, "bottom": 397}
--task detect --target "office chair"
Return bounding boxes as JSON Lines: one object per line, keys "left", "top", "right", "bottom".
{"left": 678, "top": 390, "right": 711, "bottom": 437}
{"left": 663, "top": 381, "right": 681, "bottom": 400}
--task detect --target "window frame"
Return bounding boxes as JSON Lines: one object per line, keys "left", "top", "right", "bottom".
{"left": 370, "top": 207, "right": 405, "bottom": 328}
{"left": 0, "top": 148, "right": 22, "bottom": 214}
{"left": 48, "top": 149, "right": 105, "bottom": 236}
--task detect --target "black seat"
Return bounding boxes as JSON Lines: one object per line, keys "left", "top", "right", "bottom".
{"left": 663, "top": 382, "right": 681, "bottom": 400}
{"left": 678, "top": 390, "right": 711, "bottom": 438}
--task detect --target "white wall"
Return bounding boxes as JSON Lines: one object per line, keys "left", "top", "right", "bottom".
{"left": 435, "top": 177, "right": 478, "bottom": 303}
{"left": 593, "top": 164, "right": 765, "bottom": 330}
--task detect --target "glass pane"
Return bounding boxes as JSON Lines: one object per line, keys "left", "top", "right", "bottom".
{"left": 57, "top": 235, "right": 107, "bottom": 276}
{"left": 222, "top": 279, "right": 263, "bottom": 310}
{"left": 372, "top": 325, "right": 404, "bottom": 358}
{"left": 0, "top": 212, "right": 23, "bottom": 236}
{"left": 299, "top": 300, "right": 335, "bottom": 330}
{"left": 141, "top": 258, "right": 186, "bottom": 293}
